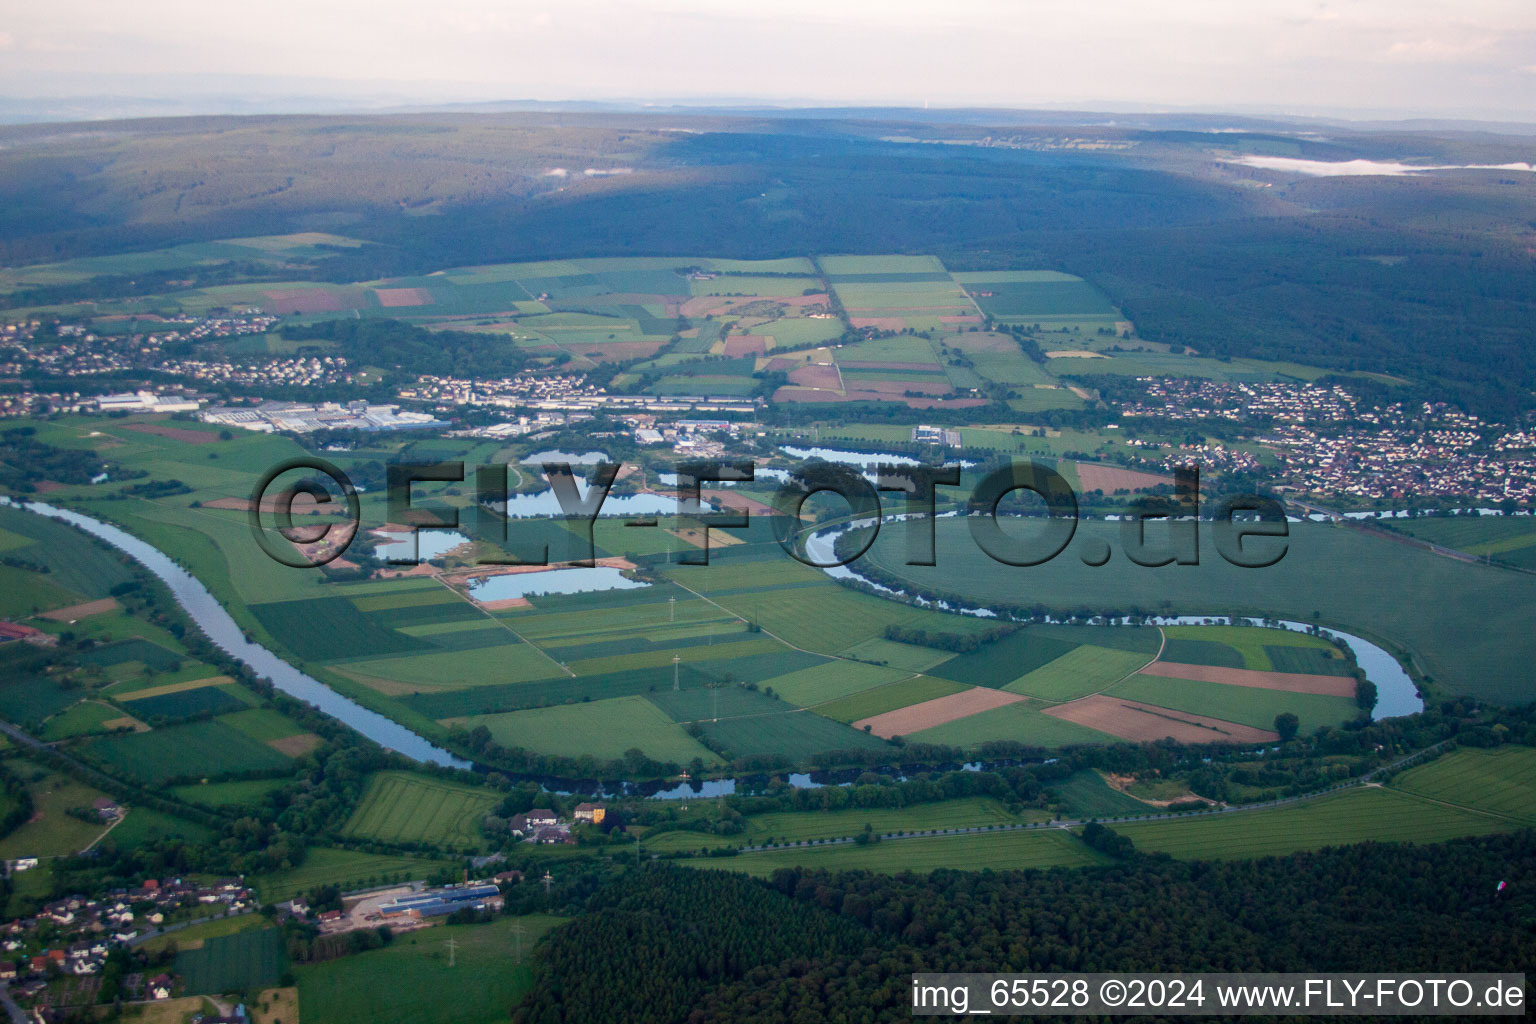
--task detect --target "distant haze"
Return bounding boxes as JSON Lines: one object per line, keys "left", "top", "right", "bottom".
{"left": 2, "top": 0, "right": 1535, "bottom": 122}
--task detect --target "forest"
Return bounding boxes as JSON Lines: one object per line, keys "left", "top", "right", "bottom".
{"left": 513, "top": 833, "right": 1536, "bottom": 1023}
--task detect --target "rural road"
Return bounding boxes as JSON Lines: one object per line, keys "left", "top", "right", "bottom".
{"left": 733, "top": 739, "right": 1454, "bottom": 854}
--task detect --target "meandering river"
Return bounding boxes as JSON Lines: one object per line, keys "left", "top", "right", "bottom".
{"left": 6, "top": 498, "right": 1421, "bottom": 792}
{"left": 5, "top": 498, "right": 471, "bottom": 768}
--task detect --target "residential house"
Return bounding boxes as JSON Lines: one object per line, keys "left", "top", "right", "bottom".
{"left": 573, "top": 802, "right": 606, "bottom": 825}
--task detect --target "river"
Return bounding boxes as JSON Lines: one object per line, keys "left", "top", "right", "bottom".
{"left": 802, "top": 522, "right": 1423, "bottom": 719}
{"left": 7, "top": 498, "right": 1421, "bottom": 794}
{"left": 5, "top": 498, "right": 471, "bottom": 768}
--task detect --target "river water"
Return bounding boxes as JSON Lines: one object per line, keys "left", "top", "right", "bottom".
{"left": 7, "top": 498, "right": 1421, "bottom": 793}
{"left": 6, "top": 498, "right": 471, "bottom": 768}
{"left": 802, "top": 523, "right": 1423, "bottom": 720}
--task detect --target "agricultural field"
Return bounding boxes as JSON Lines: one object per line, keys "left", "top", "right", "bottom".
{"left": 1390, "top": 745, "right": 1536, "bottom": 823}
{"left": 1116, "top": 786, "right": 1516, "bottom": 859}
{"left": 81, "top": 717, "right": 294, "bottom": 784}
{"left": 172, "top": 777, "right": 291, "bottom": 811}
{"left": 176, "top": 926, "right": 284, "bottom": 996}
{"left": 1002, "top": 644, "right": 1153, "bottom": 701}
{"left": 466, "top": 696, "right": 722, "bottom": 766}
{"left": 812, "top": 675, "right": 963, "bottom": 723}
{"left": 342, "top": 772, "right": 499, "bottom": 849}
{"left": 250, "top": 847, "right": 445, "bottom": 905}
{"left": 295, "top": 915, "right": 562, "bottom": 1024}
{"left": 863, "top": 518, "right": 1536, "bottom": 704}
{"left": 908, "top": 699, "right": 1118, "bottom": 748}
{"left": 697, "top": 826, "right": 1106, "bottom": 877}
{"left": 1395, "top": 515, "right": 1536, "bottom": 569}
{"left": 1050, "top": 769, "right": 1158, "bottom": 819}
{"left": 701, "top": 707, "right": 890, "bottom": 762}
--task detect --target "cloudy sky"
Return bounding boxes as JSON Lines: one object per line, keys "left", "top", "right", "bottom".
{"left": 3, "top": 0, "right": 1535, "bottom": 120}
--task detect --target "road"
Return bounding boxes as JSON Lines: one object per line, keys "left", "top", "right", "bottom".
{"left": 733, "top": 740, "right": 1452, "bottom": 854}
{"left": 0, "top": 985, "right": 26, "bottom": 1024}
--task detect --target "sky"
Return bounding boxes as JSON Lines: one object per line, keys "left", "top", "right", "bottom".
{"left": 2, "top": 0, "right": 1535, "bottom": 121}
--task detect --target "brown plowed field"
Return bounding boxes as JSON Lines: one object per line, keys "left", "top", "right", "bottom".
{"left": 723, "top": 334, "right": 769, "bottom": 356}
{"left": 119, "top": 422, "right": 217, "bottom": 443}
{"left": 854, "top": 686, "right": 1027, "bottom": 739}
{"left": 1141, "top": 662, "right": 1357, "bottom": 696}
{"left": 1043, "top": 695, "right": 1278, "bottom": 744}
{"left": 373, "top": 287, "right": 432, "bottom": 307}
{"left": 1074, "top": 462, "right": 1172, "bottom": 493}
{"left": 788, "top": 364, "right": 842, "bottom": 389}
{"left": 39, "top": 598, "right": 119, "bottom": 621}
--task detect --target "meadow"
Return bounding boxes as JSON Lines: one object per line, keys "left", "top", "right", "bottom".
{"left": 342, "top": 772, "right": 500, "bottom": 849}
{"left": 469, "top": 696, "right": 721, "bottom": 765}
{"left": 295, "top": 915, "right": 562, "bottom": 1024}
{"left": 0, "top": 763, "right": 115, "bottom": 859}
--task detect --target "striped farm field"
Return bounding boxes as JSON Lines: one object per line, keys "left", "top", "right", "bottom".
{"left": 342, "top": 771, "right": 500, "bottom": 849}
{"left": 1043, "top": 694, "right": 1278, "bottom": 745}
{"left": 1004, "top": 645, "right": 1151, "bottom": 701}
{"left": 1139, "top": 661, "right": 1357, "bottom": 697}
{"left": 1116, "top": 786, "right": 1516, "bottom": 860}
{"left": 855, "top": 686, "right": 1026, "bottom": 739}
{"left": 1390, "top": 745, "right": 1536, "bottom": 824}
{"left": 814, "top": 675, "right": 966, "bottom": 724}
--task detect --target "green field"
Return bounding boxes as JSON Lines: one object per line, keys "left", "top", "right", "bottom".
{"left": 863, "top": 519, "right": 1536, "bottom": 703}
{"left": 39, "top": 700, "right": 123, "bottom": 740}
{"left": 1395, "top": 515, "right": 1536, "bottom": 567}
{"left": 139, "top": 912, "right": 270, "bottom": 956}
{"left": 468, "top": 695, "right": 721, "bottom": 765}
{"left": 176, "top": 926, "right": 284, "bottom": 995}
{"left": 925, "top": 630, "right": 1080, "bottom": 688}
{"left": 1390, "top": 746, "right": 1536, "bottom": 823}
{"left": 172, "top": 777, "right": 291, "bottom": 810}
{"left": 295, "top": 915, "right": 561, "bottom": 1024}
{"left": 909, "top": 699, "right": 1115, "bottom": 749}
{"left": 249, "top": 597, "right": 429, "bottom": 661}
{"left": 758, "top": 660, "right": 911, "bottom": 706}
{"left": 342, "top": 772, "right": 499, "bottom": 849}
{"left": 1051, "top": 769, "right": 1161, "bottom": 819}
{"left": 250, "top": 847, "right": 444, "bottom": 904}
{"left": 1117, "top": 787, "right": 1514, "bottom": 859}
{"left": 109, "top": 806, "right": 214, "bottom": 849}
{"left": 700, "top": 708, "right": 890, "bottom": 761}
{"left": 82, "top": 719, "right": 292, "bottom": 784}
{"left": 812, "top": 675, "right": 965, "bottom": 723}
{"left": 0, "top": 765, "right": 115, "bottom": 859}
{"left": 1107, "top": 674, "right": 1361, "bottom": 735}
{"left": 697, "top": 826, "right": 1106, "bottom": 877}
{"left": 1003, "top": 644, "right": 1152, "bottom": 701}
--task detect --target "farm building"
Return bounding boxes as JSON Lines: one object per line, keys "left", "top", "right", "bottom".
{"left": 574, "top": 802, "right": 606, "bottom": 824}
